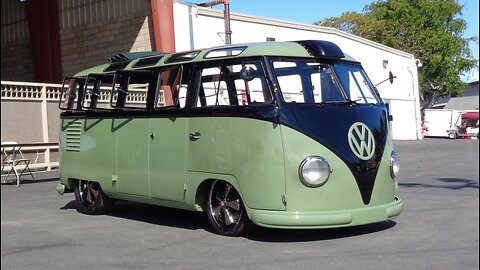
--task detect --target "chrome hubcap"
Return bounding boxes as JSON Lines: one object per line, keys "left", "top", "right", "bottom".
{"left": 78, "top": 180, "right": 99, "bottom": 206}
{"left": 208, "top": 180, "right": 243, "bottom": 231}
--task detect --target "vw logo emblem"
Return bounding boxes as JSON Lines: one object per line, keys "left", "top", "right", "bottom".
{"left": 348, "top": 122, "right": 375, "bottom": 160}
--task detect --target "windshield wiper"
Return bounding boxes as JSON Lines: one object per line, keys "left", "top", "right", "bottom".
{"left": 345, "top": 98, "right": 361, "bottom": 106}
{"left": 316, "top": 98, "right": 364, "bottom": 106}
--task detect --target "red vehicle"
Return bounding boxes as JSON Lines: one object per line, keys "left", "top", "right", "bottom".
{"left": 458, "top": 111, "right": 479, "bottom": 139}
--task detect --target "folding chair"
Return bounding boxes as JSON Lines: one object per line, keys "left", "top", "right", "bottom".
{"left": 1, "top": 141, "right": 35, "bottom": 186}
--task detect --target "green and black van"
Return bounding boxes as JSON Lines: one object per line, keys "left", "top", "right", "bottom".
{"left": 56, "top": 40, "right": 402, "bottom": 236}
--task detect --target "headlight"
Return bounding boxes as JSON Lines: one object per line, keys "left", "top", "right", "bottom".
{"left": 390, "top": 150, "right": 400, "bottom": 179}
{"left": 298, "top": 156, "right": 331, "bottom": 187}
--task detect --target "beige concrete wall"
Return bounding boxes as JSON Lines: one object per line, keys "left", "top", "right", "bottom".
{"left": 47, "top": 103, "right": 61, "bottom": 143}
{"left": 0, "top": 100, "right": 60, "bottom": 143}
{"left": 1, "top": 82, "right": 61, "bottom": 143}
{"left": 1, "top": 82, "right": 62, "bottom": 167}
{"left": 1, "top": 101, "right": 44, "bottom": 143}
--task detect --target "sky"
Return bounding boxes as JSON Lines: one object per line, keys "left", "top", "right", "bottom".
{"left": 210, "top": 0, "right": 479, "bottom": 81}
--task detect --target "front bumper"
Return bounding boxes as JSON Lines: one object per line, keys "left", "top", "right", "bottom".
{"left": 249, "top": 197, "right": 403, "bottom": 229}
{"left": 56, "top": 183, "right": 73, "bottom": 195}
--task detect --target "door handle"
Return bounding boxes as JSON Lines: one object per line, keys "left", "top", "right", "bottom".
{"left": 189, "top": 132, "right": 201, "bottom": 140}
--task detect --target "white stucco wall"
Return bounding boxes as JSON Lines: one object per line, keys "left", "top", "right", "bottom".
{"left": 173, "top": 1, "right": 422, "bottom": 140}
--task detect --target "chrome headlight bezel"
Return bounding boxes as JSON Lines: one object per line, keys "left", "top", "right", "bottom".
{"left": 390, "top": 150, "right": 400, "bottom": 179}
{"left": 298, "top": 156, "right": 331, "bottom": 188}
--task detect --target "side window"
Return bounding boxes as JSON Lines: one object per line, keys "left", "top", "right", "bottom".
{"left": 199, "top": 67, "right": 230, "bottom": 106}
{"left": 195, "top": 62, "right": 272, "bottom": 107}
{"left": 233, "top": 64, "right": 272, "bottom": 105}
{"left": 274, "top": 61, "right": 345, "bottom": 104}
{"left": 276, "top": 74, "right": 303, "bottom": 103}
{"left": 111, "top": 70, "right": 152, "bottom": 109}
{"left": 82, "top": 74, "right": 114, "bottom": 110}
{"left": 155, "top": 66, "right": 184, "bottom": 108}
{"left": 273, "top": 61, "right": 304, "bottom": 103}
{"left": 59, "top": 77, "right": 85, "bottom": 110}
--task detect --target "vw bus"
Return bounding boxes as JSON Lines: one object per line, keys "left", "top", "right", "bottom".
{"left": 56, "top": 40, "right": 403, "bottom": 236}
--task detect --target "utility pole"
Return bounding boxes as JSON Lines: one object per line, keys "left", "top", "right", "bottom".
{"left": 197, "top": 0, "right": 232, "bottom": 45}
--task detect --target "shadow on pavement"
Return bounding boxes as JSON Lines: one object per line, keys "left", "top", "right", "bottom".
{"left": 245, "top": 220, "right": 396, "bottom": 242}
{"left": 61, "top": 200, "right": 209, "bottom": 231}
{"left": 60, "top": 199, "right": 397, "bottom": 242}
{"left": 399, "top": 178, "right": 479, "bottom": 190}
{"left": 1, "top": 177, "right": 58, "bottom": 185}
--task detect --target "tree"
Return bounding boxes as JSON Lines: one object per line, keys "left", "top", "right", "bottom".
{"left": 316, "top": 0, "right": 478, "bottom": 108}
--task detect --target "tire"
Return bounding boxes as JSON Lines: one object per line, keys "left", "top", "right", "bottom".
{"left": 206, "top": 180, "right": 252, "bottom": 236}
{"left": 74, "top": 179, "right": 112, "bottom": 215}
{"left": 448, "top": 132, "right": 457, "bottom": 139}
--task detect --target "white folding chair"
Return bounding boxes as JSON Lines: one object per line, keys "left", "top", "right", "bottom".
{"left": 2, "top": 141, "right": 35, "bottom": 186}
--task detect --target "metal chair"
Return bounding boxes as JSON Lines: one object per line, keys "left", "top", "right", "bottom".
{"left": 1, "top": 141, "right": 35, "bottom": 186}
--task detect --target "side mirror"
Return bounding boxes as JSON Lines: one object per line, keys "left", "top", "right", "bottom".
{"left": 388, "top": 71, "right": 396, "bottom": 84}
{"left": 240, "top": 66, "right": 256, "bottom": 81}
{"left": 375, "top": 71, "right": 397, "bottom": 87}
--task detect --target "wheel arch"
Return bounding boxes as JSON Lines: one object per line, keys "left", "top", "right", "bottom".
{"left": 187, "top": 172, "right": 247, "bottom": 212}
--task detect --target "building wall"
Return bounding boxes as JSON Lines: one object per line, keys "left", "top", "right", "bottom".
{"left": 58, "top": 0, "right": 155, "bottom": 77}
{"left": 1, "top": 0, "right": 423, "bottom": 140}
{"left": 173, "top": 2, "right": 422, "bottom": 140}
{"left": 0, "top": 0, "right": 35, "bottom": 82}
{"left": 0, "top": 83, "right": 61, "bottom": 143}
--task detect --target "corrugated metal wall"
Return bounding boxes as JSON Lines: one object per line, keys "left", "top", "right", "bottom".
{"left": 58, "top": 0, "right": 150, "bottom": 29}
{"left": 1, "top": 0, "right": 29, "bottom": 44}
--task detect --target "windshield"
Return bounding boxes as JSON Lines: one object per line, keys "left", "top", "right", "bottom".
{"left": 273, "top": 60, "right": 380, "bottom": 104}
{"left": 333, "top": 62, "right": 380, "bottom": 104}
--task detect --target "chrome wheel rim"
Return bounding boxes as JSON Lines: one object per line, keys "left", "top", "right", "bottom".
{"left": 208, "top": 180, "right": 243, "bottom": 232}
{"left": 77, "top": 180, "right": 99, "bottom": 207}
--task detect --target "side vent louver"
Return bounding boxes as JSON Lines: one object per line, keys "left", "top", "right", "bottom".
{"left": 66, "top": 120, "right": 82, "bottom": 152}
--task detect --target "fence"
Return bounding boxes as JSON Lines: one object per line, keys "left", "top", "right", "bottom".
{"left": 1, "top": 80, "right": 153, "bottom": 172}
{"left": 1, "top": 81, "right": 62, "bottom": 171}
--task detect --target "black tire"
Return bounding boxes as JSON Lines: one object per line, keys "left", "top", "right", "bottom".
{"left": 448, "top": 132, "right": 457, "bottom": 139}
{"left": 74, "top": 179, "right": 112, "bottom": 215}
{"left": 206, "top": 180, "right": 252, "bottom": 236}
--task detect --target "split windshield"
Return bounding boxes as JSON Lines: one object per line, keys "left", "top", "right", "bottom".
{"left": 273, "top": 60, "right": 380, "bottom": 104}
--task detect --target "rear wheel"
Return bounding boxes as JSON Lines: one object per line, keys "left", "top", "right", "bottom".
{"left": 448, "top": 132, "right": 457, "bottom": 139}
{"left": 206, "top": 180, "right": 252, "bottom": 236}
{"left": 74, "top": 180, "right": 112, "bottom": 215}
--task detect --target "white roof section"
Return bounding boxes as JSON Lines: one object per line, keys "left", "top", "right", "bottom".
{"left": 196, "top": 6, "right": 414, "bottom": 59}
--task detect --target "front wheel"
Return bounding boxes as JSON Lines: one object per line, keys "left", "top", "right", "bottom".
{"left": 74, "top": 180, "right": 112, "bottom": 215}
{"left": 206, "top": 180, "right": 252, "bottom": 236}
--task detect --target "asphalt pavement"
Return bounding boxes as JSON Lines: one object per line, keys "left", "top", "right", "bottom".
{"left": 1, "top": 138, "right": 479, "bottom": 270}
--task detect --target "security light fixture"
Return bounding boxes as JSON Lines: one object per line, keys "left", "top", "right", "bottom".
{"left": 383, "top": 60, "right": 389, "bottom": 69}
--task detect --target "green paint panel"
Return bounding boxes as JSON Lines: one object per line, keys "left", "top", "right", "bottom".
{"left": 59, "top": 116, "right": 401, "bottom": 229}
{"left": 243, "top": 125, "right": 402, "bottom": 228}
{"left": 116, "top": 118, "right": 150, "bottom": 197}
{"left": 60, "top": 118, "right": 117, "bottom": 193}
{"left": 281, "top": 125, "right": 364, "bottom": 212}
{"left": 149, "top": 117, "right": 188, "bottom": 201}
{"left": 188, "top": 117, "right": 286, "bottom": 211}
{"left": 280, "top": 125, "right": 397, "bottom": 212}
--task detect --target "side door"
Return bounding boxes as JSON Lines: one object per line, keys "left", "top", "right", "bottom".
{"left": 116, "top": 118, "right": 150, "bottom": 196}
{"left": 148, "top": 66, "right": 189, "bottom": 201}
{"left": 187, "top": 61, "right": 286, "bottom": 211}
{"left": 113, "top": 71, "right": 152, "bottom": 197}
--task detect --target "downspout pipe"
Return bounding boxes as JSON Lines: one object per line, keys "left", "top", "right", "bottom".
{"left": 151, "top": 0, "right": 176, "bottom": 52}
{"left": 198, "top": 0, "right": 232, "bottom": 45}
